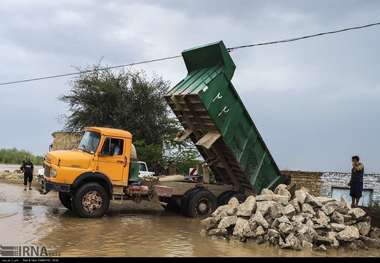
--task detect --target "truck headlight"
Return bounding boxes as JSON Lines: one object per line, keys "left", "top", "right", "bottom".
{"left": 50, "top": 168, "right": 57, "bottom": 177}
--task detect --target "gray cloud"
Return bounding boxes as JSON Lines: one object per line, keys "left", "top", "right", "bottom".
{"left": 0, "top": 0, "right": 379, "bottom": 172}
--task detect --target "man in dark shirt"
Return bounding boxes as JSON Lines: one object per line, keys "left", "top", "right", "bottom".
{"left": 20, "top": 157, "right": 34, "bottom": 191}
{"left": 348, "top": 155, "right": 364, "bottom": 208}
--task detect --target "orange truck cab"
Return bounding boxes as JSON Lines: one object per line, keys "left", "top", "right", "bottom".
{"left": 41, "top": 127, "right": 143, "bottom": 217}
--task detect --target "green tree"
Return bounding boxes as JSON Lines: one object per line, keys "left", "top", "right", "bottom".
{"left": 60, "top": 66, "right": 176, "bottom": 145}
{"left": 60, "top": 65, "right": 202, "bottom": 172}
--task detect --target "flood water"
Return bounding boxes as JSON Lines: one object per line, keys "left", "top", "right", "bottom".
{"left": 0, "top": 182, "right": 379, "bottom": 257}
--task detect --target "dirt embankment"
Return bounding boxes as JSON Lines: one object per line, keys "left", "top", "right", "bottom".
{"left": 0, "top": 171, "right": 40, "bottom": 186}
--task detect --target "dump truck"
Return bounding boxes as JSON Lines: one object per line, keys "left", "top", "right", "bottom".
{"left": 39, "top": 41, "right": 286, "bottom": 218}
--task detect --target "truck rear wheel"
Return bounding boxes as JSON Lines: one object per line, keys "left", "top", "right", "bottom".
{"left": 185, "top": 189, "right": 216, "bottom": 218}
{"left": 71, "top": 182, "right": 110, "bottom": 218}
{"left": 58, "top": 192, "right": 72, "bottom": 210}
{"left": 164, "top": 197, "right": 181, "bottom": 213}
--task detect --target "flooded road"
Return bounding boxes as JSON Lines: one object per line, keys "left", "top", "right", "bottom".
{"left": 1, "top": 182, "right": 379, "bottom": 257}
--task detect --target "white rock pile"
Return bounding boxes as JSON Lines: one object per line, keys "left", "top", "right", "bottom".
{"left": 201, "top": 185, "right": 380, "bottom": 251}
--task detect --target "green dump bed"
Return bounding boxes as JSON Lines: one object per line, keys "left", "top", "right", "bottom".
{"left": 165, "top": 41, "right": 285, "bottom": 194}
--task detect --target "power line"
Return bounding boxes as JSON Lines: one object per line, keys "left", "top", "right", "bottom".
{"left": 1, "top": 21, "right": 379, "bottom": 86}
{"left": 228, "top": 21, "right": 380, "bottom": 51}
{"left": 0, "top": 55, "right": 181, "bottom": 86}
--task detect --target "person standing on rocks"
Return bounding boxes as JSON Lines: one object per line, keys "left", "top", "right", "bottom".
{"left": 20, "top": 157, "right": 34, "bottom": 191}
{"left": 349, "top": 155, "right": 364, "bottom": 208}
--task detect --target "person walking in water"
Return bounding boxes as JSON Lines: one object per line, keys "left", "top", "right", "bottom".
{"left": 20, "top": 157, "right": 34, "bottom": 191}
{"left": 348, "top": 155, "right": 364, "bottom": 208}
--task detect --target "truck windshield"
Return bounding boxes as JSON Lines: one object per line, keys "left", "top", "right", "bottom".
{"left": 78, "top": 131, "right": 100, "bottom": 154}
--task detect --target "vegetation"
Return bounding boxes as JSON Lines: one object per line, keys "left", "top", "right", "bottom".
{"left": 60, "top": 65, "right": 201, "bottom": 173}
{"left": 0, "top": 148, "right": 44, "bottom": 165}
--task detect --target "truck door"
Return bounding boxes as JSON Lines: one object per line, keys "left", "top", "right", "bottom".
{"left": 97, "top": 137, "right": 127, "bottom": 183}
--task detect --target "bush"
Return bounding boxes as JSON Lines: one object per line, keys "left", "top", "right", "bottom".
{"left": 0, "top": 148, "right": 43, "bottom": 165}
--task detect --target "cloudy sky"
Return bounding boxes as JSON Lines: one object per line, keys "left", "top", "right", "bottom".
{"left": 0, "top": 0, "right": 379, "bottom": 172}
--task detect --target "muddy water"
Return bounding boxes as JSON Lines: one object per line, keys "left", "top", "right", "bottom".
{"left": 0, "top": 182, "right": 379, "bottom": 257}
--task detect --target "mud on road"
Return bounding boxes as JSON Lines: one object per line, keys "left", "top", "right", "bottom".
{"left": 0, "top": 182, "right": 379, "bottom": 257}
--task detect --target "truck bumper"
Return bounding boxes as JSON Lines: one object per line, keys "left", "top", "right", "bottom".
{"left": 39, "top": 178, "right": 71, "bottom": 195}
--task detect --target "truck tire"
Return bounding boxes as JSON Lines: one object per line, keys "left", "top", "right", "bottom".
{"left": 217, "top": 191, "right": 246, "bottom": 206}
{"left": 185, "top": 189, "right": 217, "bottom": 218}
{"left": 180, "top": 187, "right": 203, "bottom": 216}
{"left": 164, "top": 197, "right": 181, "bottom": 213}
{"left": 58, "top": 192, "right": 72, "bottom": 210}
{"left": 71, "top": 182, "right": 110, "bottom": 218}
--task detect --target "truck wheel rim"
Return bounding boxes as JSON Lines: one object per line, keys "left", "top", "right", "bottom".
{"left": 82, "top": 191, "right": 103, "bottom": 213}
{"left": 197, "top": 198, "right": 209, "bottom": 215}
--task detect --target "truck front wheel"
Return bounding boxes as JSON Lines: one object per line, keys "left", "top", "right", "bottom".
{"left": 185, "top": 189, "right": 216, "bottom": 218}
{"left": 58, "top": 192, "right": 72, "bottom": 210}
{"left": 72, "top": 182, "right": 110, "bottom": 218}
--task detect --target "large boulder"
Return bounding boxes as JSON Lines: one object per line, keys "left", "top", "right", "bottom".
{"left": 274, "top": 184, "right": 291, "bottom": 199}
{"left": 314, "top": 210, "right": 330, "bottom": 226}
{"left": 201, "top": 217, "right": 218, "bottom": 230}
{"left": 314, "top": 197, "right": 336, "bottom": 205}
{"left": 261, "top": 188, "right": 274, "bottom": 195}
{"left": 292, "top": 214, "right": 305, "bottom": 224}
{"left": 355, "top": 221, "right": 371, "bottom": 236}
{"left": 255, "top": 225, "right": 266, "bottom": 236}
{"left": 302, "top": 203, "right": 315, "bottom": 215}
{"left": 282, "top": 204, "right": 296, "bottom": 217}
{"left": 336, "top": 226, "right": 360, "bottom": 241}
{"left": 290, "top": 198, "right": 301, "bottom": 213}
{"left": 321, "top": 201, "right": 340, "bottom": 215}
{"left": 218, "top": 215, "right": 238, "bottom": 229}
{"left": 268, "top": 202, "right": 283, "bottom": 219}
{"left": 294, "top": 189, "right": 307, "bottom": 205}
{"left": 272, "top": 195, "right": 290, "bottom": 205}
{"left": 305, "top": 193, "right": 322, "bottom": 207}
{"left": 250, "top": 211, "right": 269, "bottom": 229}
{"left": 227, "top": 197, "right": 240, "bottom": 215}
{"left": 330, "top": 223, "right": 346, "bottom": 232}
{"left": 236, "top": 195, "right": 256, "bottom": 217}
{"left": 272, "top": 215, "right": 291, "bottom": 229}
{"left": 348, "top": 208, "right": 366, "bottom": 220}
{"left": 233, "top": 218, "right": 251, "bottom": 237}
{"left": 256, "top": 194, "right": 289, "bottom": 204}
{"left": 267, "top": 229, "right": 280, "bottom": 245}
{"left": 331, "top": 211, "right": 345, "bottom": 224}
{"left": 315, "top": 234, "right": 333, "bottom": 246}
{"left": 327, "top": 231, "right": 340, "bottom": 248}
{"left": 256, "top": 194, "right": 273, "bottom": 202}
{"left": 335, "top": 197, "right": 350, "bottom": 214}
{"left": 279, "top": 222, "right": 293, "bottom": 235}
{"left": 301, "top": 240, "right": 313, "bottom": 249}
{"left": 256, "top": 200, "right": 276, "bottom": 216}
{"left": 212, "top": 205, "right": 228, "bottom": 221}
{"left": 284, "top": 233, "right": 302, "bottom": 250}
{"left": 279, "top": 237, "right": 291, "bottom": 249}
